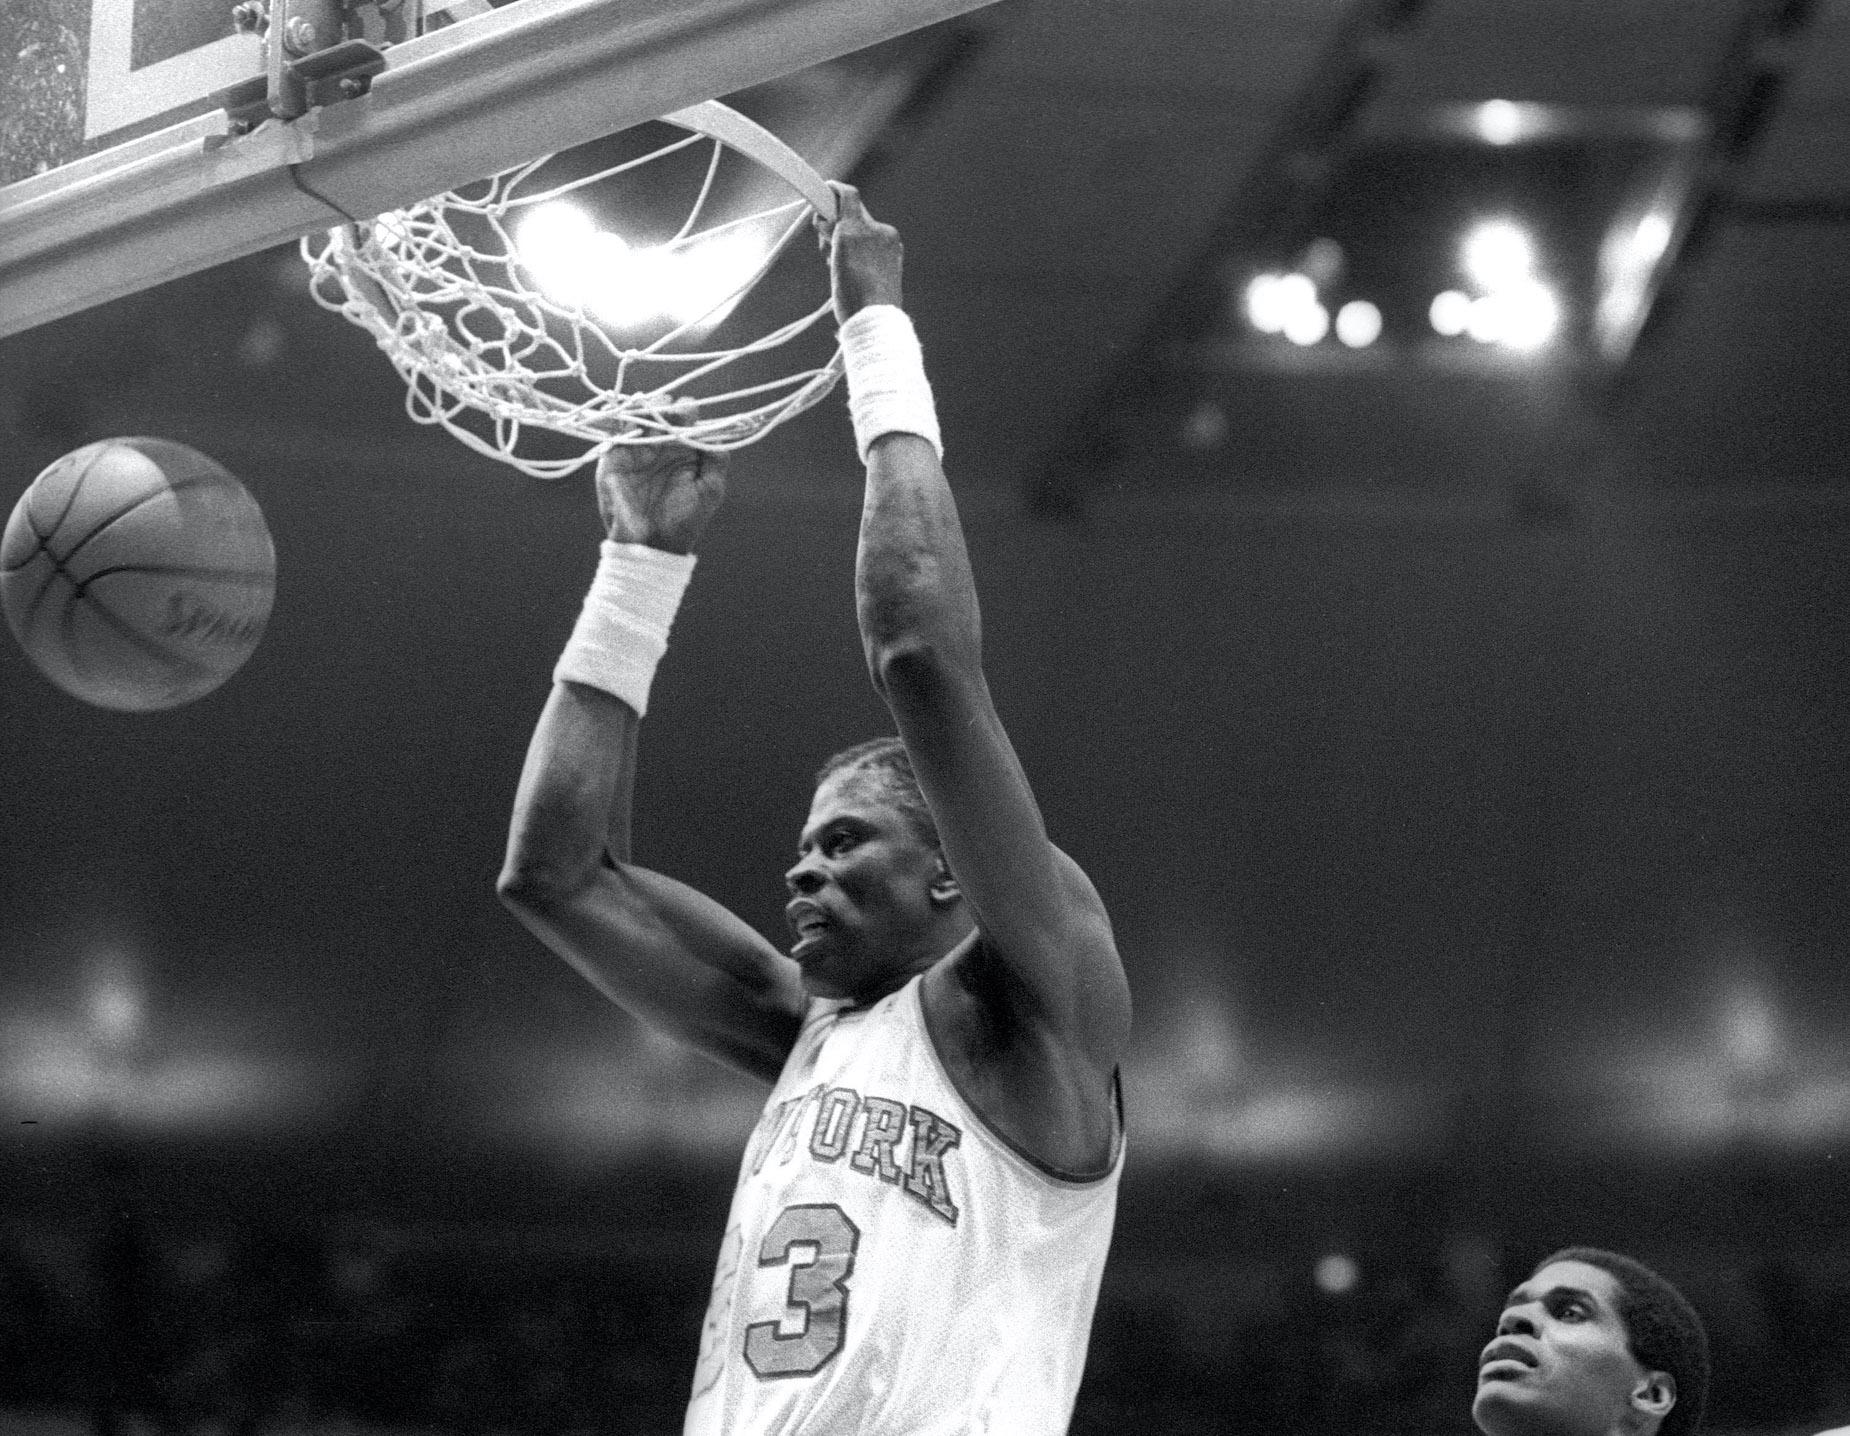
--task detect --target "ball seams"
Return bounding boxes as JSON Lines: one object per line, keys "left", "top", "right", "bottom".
{"left": 56, "top": 578, "right": 220, "bottom": 686}
{"left": 45, "top": 471, "right": 241, "bottom": 572}
{"left": 0, "top": 444, "right": 109, "bottom": 575}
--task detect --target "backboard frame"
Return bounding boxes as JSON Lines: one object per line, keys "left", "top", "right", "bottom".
{"left": 0, "top": 0, "right": 999, "bottom": 340}
{"left": 83, "top": 0, "right": 267, "bottom": 140}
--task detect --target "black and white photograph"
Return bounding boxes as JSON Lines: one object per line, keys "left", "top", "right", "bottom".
{"left": 2, "top": 1, "right": 1848, "bottom": 1432}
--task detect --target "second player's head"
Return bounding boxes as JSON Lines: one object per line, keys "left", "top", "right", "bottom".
{"left": 1475, "top": 1248, "right": 1708, "bottom": 1436}
{"left": 783, "top": 737, "right": 969, "bottom": 1002}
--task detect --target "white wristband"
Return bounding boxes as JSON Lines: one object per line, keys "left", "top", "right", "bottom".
{"left": 552, "top": 540, "right": 696, "bottom": 716}
{"left": 840, "top": 304, "right": 943, "bottom": 463}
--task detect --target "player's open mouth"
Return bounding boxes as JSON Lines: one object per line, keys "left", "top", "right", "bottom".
{"left": 1478, "top": 1340, "right": 1537, "bottom": 1381}
{"left": 786, "top": 902, "right": 830, "bottom": 954}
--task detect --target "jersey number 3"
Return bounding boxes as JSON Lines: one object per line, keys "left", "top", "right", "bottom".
{"left": 744, "top": 1203, "right": 860, "bottom": 1378}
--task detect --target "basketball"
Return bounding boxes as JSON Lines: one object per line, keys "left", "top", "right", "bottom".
{"left": 1, "top": 437, "right": 276, "bottom": 712}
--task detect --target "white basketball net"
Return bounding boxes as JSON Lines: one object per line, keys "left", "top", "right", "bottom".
{"left": 300, "top": 105, "right": 842, "bottom": 478}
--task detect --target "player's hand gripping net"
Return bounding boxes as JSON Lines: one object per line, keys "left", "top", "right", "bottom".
{"left": 596, "top": 432, "right": 729, "bottom": 555}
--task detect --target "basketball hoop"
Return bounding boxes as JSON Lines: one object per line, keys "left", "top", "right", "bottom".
{"left": 301, "top": 101, "right": 842, "bottom": 478}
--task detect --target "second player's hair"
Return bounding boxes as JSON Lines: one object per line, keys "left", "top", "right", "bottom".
{"left": 816, "top": 736, "right": 940, "bottom": 850}
{"left": 1536, "top": 1248, "right": 1709, "bottom": 1436}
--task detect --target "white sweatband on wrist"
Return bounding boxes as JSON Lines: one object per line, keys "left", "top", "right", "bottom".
{"left": 552, "top": 540, "right": 696, "bottom": 716}
{"left": 839, "top": 304, "right": 943, "bottom": 463}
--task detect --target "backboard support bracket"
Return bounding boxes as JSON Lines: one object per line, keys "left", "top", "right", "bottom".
{"left": 225, "top": 0, "right": 401, "bottom": 125}
{"left": 271, "top": 39, "right": 391, "bottom": 123}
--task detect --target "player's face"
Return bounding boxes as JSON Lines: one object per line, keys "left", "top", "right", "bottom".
{"left": 1473, "top": 1261, "right": 1664, "bottom": 1436}
{"left": 783, "top": 769, "right": 948, "bottom": 1001}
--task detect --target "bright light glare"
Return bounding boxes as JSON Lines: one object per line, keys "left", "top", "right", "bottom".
{"left": 1276, "top": 273, "right": 1315, "bottom": 310}
{"left": 1335, "top": 299, "right": 1382, "bottom": 348}
{"left": 515, "top": 201, "right": 769, "bottom": 329}
{"left": 1474, "top": 100, "right": 1522, "bottom": 146}
{"left": 1592, "top": 210, "right": 1675, "bottom": 359}
{"left": 1463, "top": 221, "right": 1535, "bottom": 290}
{"left": 638, "top": 229, "right": 766, "bottom": 329}
{"left": 1283, "top": 301, "right": 1329, "bottom": 346}
{"left": 584, "top": 235, "right": 653, "bottom": 325}
{"left": 515, "top": 202, "right": 607, "bottom": 300}
{"left": 1499, "top": 282, "right": 1559, "bottom": 349}
{"left": 1596, "top": 284, "right": 1642, "bottom": 341}
{"left": 1465, "top": 296, "right": 1502, "bottom": 343}
{"left": 1430, "top": 290, "right": 1471, "bottom": 337}
{"left": 1315, "top": 1253, "right": 1361, "bottom": 1294}
{"left": 1465, "top": 283, "right": 1559, "bottom": 348}
{"left": 1445, "top": 222, "right": 1561, "bottom": 349}
{"left": 1245, "top": 274, "right": 1284, "bottom": 332}
{"left": 1631, "top": 212, "right": 1673, "bottom": 265}
{"left": 1246, "top": 272, "right": 1318, "bottom": 334}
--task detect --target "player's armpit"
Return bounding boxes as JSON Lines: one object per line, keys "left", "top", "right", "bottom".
{"left": 499, "top": 859, "right": 806, "bottom": 1084}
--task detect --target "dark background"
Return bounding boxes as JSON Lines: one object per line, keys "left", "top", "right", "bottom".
{"left": 4, "top": 0, "right": 1850, "bottom": 1431}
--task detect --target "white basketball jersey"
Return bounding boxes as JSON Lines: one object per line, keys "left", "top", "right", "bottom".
{"left": 684, "top": 971, "right": 1123, "bottom": 1436}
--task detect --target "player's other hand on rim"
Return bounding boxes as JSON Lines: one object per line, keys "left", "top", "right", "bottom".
{"left": 595, "top": 435, "right": 728, "bottom": 557}
{"left": 815, "top": 182, "right": 904, "bottom": 322}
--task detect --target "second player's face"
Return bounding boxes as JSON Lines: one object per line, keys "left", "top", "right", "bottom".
{"left": 783, "top": 769, "right": 947, "bottom": 1002}
{"left": 1473, "top": 1260, "right": 1661, "bottom": 1436}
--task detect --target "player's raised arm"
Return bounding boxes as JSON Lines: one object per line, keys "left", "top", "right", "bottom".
{"left": 496, "top": 442, "right": 806, "bottom": 1083}
{"left": 821, "top": 186, "right": 1132, "bottom": 1168}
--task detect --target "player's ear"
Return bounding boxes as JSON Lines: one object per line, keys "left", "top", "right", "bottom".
{"left": 928, "top": 853, "right": 961, "bottom": 907}
{"left": 1629, "top": 1371, "right": 1676, "bottom": 1430}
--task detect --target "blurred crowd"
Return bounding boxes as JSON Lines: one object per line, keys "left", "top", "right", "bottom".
{"left": 0, "top": 1202, "right": 1846, "bottom": 1435}
{"left": 0, "top": 1208, "right": 700, "bottom": 1435}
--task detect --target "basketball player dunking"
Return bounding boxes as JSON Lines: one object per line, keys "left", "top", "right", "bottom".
{"left": 497, "top": 185, "right": 1131, "bottom": 1434}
